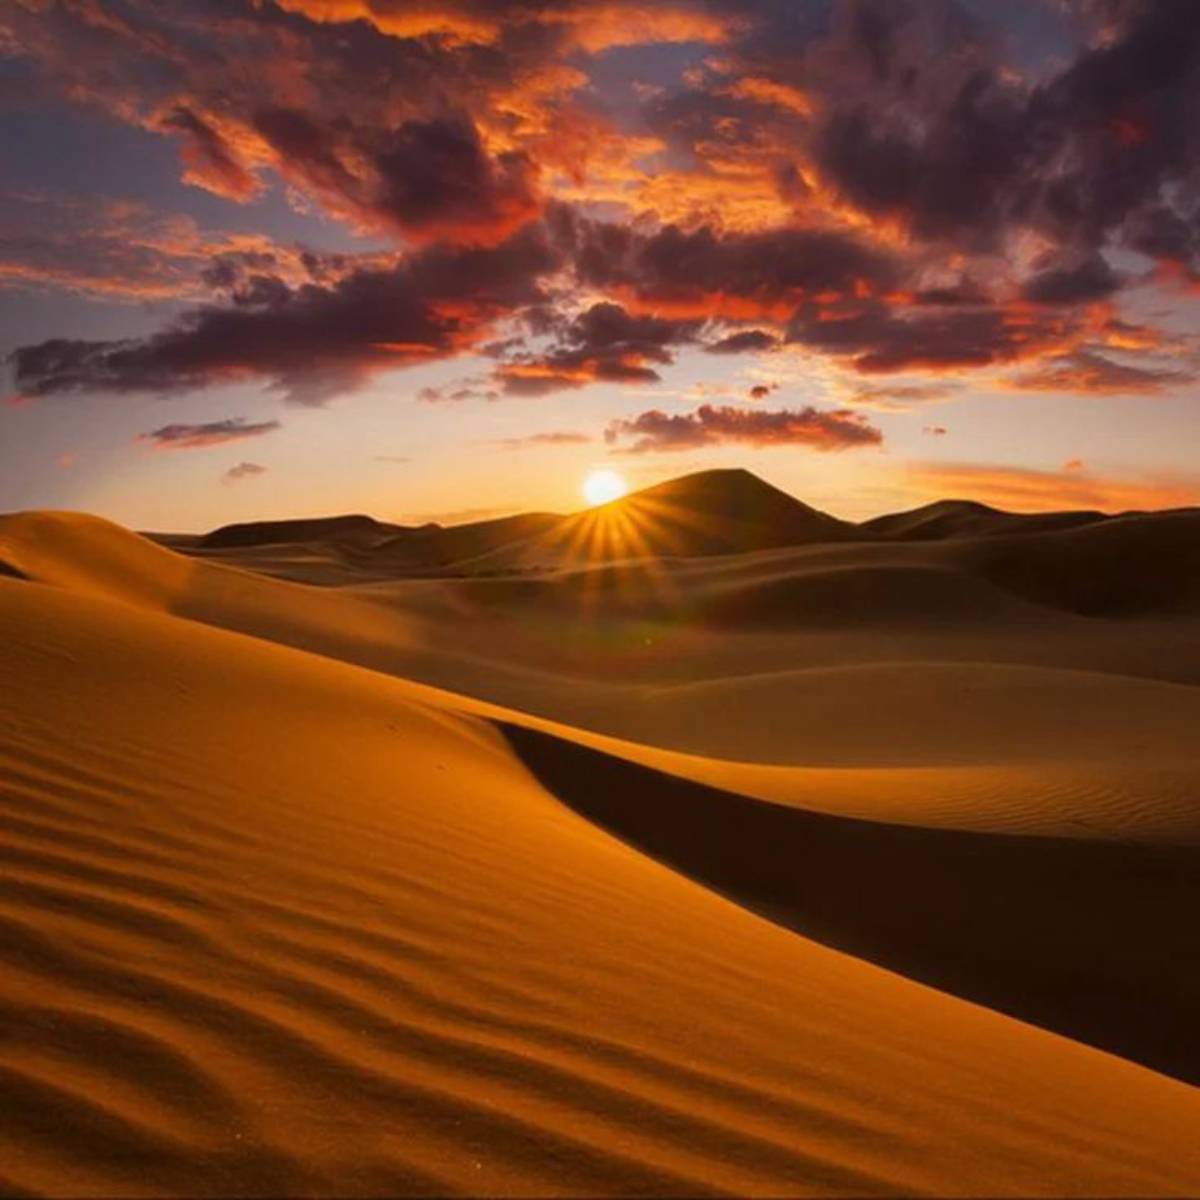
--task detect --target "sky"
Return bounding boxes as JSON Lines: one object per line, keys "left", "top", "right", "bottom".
{"left": 2, "top": 0, "right": 1200, "bottom": 531}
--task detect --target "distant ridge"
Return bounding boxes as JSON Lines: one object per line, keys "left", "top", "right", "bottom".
{"left": 170, "top": 469, "right": 1200, "bottom": 588}
{"left": 860, "top": 499, "right": 1108, "bottom": 541}
{"left": 201, "top": 513, "right": 399, "bottom": 549}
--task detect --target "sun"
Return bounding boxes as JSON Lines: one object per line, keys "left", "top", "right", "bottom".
{"left": 582, "top": 468, "right": 628, "bottom": 507}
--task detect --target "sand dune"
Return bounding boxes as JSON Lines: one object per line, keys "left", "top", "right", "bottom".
{"left": 200, "top": 513, "right": 403, "bottom": 550}
{"left": 3, "top": 478, "right": 1200, "bottom": 1195}
{"left": 504, "top": 724, "right": 1200, "bottom": 1086}
{"left": 858, "top": 498, "right": 1107, "bottom": 541}
{"left": 190, "top": 511, "right": 565, "bottom": 584}
{"left": 3, "top": 565, "right": 1200, "bottom": 1196}
{"left": 469, "top": 468, "right": 856, "bottom": 568}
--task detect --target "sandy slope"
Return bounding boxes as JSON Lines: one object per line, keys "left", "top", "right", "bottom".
{"left": 2, "top": 567, "right": 1200, "bottom": 1196}
{"left": 3, "top": 510, "right": 1200, "bottom": 1194}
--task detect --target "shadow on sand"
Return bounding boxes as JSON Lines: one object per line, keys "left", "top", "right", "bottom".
{"left": 500, "top": 721, "right": 1200, "bottom": 1086}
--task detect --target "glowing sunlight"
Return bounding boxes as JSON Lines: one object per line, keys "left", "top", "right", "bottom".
{"left": 582, "top": 469, "right": 628, "bottom": 507}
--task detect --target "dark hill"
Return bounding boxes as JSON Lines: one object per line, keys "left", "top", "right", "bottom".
{"left": 200, "top": 513, "right": 400, "bottom": 549}
{"left": 460, "top": 469, "right": 857, "bottom": 571}
{"left": 860, "top": 499, "right": 1107, "bottom": 541}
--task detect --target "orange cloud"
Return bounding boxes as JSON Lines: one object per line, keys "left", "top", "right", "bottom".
{"left": 550, "top": 5, "right": 738, "bottom": 52}
{"left": 907, "top": 462, "right": 1200, "bottom": 514}
{"left": 270, "top": 1, "right": 736, "bottom": 52}
{"left": 723, "top": 76, "right": 814, "bottom": 117}
{"left": 1009, "top": 350, "right": 1192, "bottom": 395}
{"left": 157, "top": 106, "right": 266, "bottom": 202}
{"left": 270, "top": 2, "right": 500, "bottom": 45}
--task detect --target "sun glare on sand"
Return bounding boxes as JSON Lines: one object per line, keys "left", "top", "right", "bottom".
{"left": 582, "top": 469, "right": 628, "bottom": 506}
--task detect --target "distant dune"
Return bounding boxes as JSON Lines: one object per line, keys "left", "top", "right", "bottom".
{"left": 859, "top": 497, "right": 1111, "bottom": 540}
{"left": 3, "top": 472, "right": 1200, "bottom": 1195}
{"left": 154, "top": 469, "right": 1200, "bottom": 619}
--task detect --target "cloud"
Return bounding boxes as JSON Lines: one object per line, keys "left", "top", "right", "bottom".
{"left": 494, "top": 301, "right": 701, "bottom": 395}
{"left": 5, "top": 0, "right": 1200, "bottom": 418}
{"left": 605, "top": 403, "right": 882, "bottom": 453}
{"left": 272, "top": 1, "right": 738, "bottom": 53}
{"left": 1021, "top": 254, "right": 1121, "bottom": 305}
{"left": 907, "top": 461, "right": 1200, "bottom": 513}
{"left": 1010, "top": 350, "right": 1193, "bottom": 394}
{"left": 251, "top": 109, "right": 541, "bottom": 246}
{"left": 0, "top": 190, "right": 329, "bottom": 302}
{"left": 418, "top": 384, "right": 500, "bottom": 403}
{"left": 787, "top": 300, "right": 1095, "bottom": 374}
{"left": 846, "top": 382, "right": 961, "bottom": 410}
{"left": 571, "top": 218, "right": 902, "bottom": 320}
{"left": 493, "top": 431, "right": 592, "bottom": 449}
{"left": 9, "top": 222, "right": 562, "bottom": 404}
{"left": 705, "top": 329, "right": 779, "bottom": 354}
{"left": 136, "top": 418, "right": 282, "bottom": 450}
{"left": 159, "top": 106, "right": 264, "bottom": 202}
{"left": 222, "top": 461, "right": 268, "bottom": 484}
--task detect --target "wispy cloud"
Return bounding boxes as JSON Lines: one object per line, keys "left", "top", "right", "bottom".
{"left": 136, "top": 419, "right": 282, "bottom": 450}
{"left": 222, "top": 461, "right": 268, "bottom": 485}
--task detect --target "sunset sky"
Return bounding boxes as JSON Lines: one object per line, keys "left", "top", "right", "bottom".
{"left": 3, "top": 0, "right": 1199, "bottom": 531}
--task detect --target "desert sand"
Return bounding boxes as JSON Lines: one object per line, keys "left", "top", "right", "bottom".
{"left": 3, "top": 469, "right": 1200, "bottom": 1196}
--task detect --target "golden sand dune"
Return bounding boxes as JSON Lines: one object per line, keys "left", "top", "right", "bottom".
{"left": 2, "top": 571, "right": 1200, "bottom": 1197}
{"left": 3, "top": 485, "right": 1200, "bottom": 1195}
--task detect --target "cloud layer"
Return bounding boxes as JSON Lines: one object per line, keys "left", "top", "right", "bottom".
{"left": 3, "top": 0, "right": 1199, "bottom": 493}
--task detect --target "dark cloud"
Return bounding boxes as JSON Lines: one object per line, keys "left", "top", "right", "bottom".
{"left": 252, "top": 108, "right": 541, "bottom": 245}
{"left": 136, "top": 418, "right": 282, "bottom": 450}
{"left": 604, "top": 403, "right": 883, "bottom": 453}
{"left": 495, "top": 301, "right": 701, "bottom": 395}
{"left": 787, "top": 299, "right": 1083, "bottom": 373}
{"left": 571, "top": 218, "right": 902, "bottom": 316}
{"left": 649, "top": 0, "right": 1200, "bottom": 277}
{"left": 810, "top": 73, "right": 1028, "bottom": 248}
{"left": 9, "top": 223, "right": 562, "bottom": 405}
{"left": 1024, "top": 0, "right": 1200, "bottom": 250}
{"left": 1021, "top": 254, "right": 1121, "bottom": 304}
{"left": 1124, "top": 204, "right": 1199, "bottom": 265}
{"left": 705, "top": 329, "right": 779, "bottom": 354}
